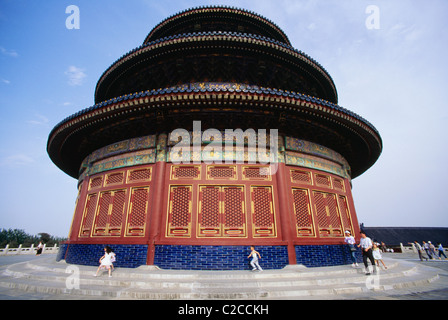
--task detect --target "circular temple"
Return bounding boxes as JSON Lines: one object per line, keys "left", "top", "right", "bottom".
{"left": 50, "top": 6, "right": 382, "bottom": 270}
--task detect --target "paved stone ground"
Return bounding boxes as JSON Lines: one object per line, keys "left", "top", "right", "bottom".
{"left": 0, "top": 254, "right": 54, "bottom": 267}
{"left": 0, "top": 254, "right": 69, "bottom": 300}
{"left": 0, "top": 252, "right": 447, "bottom": 301}
{"left": 359, "top": 252, "right": 448, "bottom": 300}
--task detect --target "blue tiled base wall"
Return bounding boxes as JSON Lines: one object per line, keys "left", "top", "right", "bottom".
{"left": 295, "top": 245, "right": 362, "bottom": 268}
{"left": 57, "top": 243, "right": 148, "bottom": 269}
{"left": 154, "top": 245, "right": 289, "bottom": 270}
{"left": 56, "top": 243, "right": 68, "bottom": 262}
{"left": 56, "top": 244, "right": 361, "bottom": 270}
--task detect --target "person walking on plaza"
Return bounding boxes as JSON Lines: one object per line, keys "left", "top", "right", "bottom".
{"left": 422, "top": 241, "right": 432, "bottom": 259}
{"left": 437, "top": 243, "right": 447, "bottom": 260}
{"left": 380, "top": 242, "right": 388, "bottom": 253}
{"left": 110, "top": 249, "right": 117, "bottom": 271}
{"left": 248, "top": 246, "right": 263, "bottom": 271}
{"left": 344, "top": 230, "right": 358, "bottom": 268}
{"left": 428, "top": 242, "right": 438, "bottom": 260}
{"left": 35, "top": 242, "right": 43, "bottom": 256}
{"left": 358, "top": 231, "right": 376, "bottom": 275}
{"left": 372, "top": 242, "right": 387, "bottom": 270}
{"left": 410, "top": 241, "right": 428, "bottom": 261}
{"left": 94, "top": 246, "right": 114, "bottom": 277}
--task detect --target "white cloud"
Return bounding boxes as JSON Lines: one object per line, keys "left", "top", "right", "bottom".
{"left": 0, "top": 154, "right": 35, "bottom": 167}
{"left": 64, "top": 65, "right": 86, "bottom": 86}
{"left": 307, "top": 23, "right": 316, "bottom": 31}
{"left": 0, "top": 46, "right": 18, "bottom": 57}
{"left": 1, "top": 78, "right": 10, "bottom": 84}
{"left": 27, "top": 114, "right": 49, "bottom": 126}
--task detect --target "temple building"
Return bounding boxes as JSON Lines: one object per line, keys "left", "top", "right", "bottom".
{"left": 49, "top": 6, "right": 382, "bottom": 270}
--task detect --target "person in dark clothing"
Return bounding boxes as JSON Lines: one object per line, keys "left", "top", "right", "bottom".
{"left": 358, "top": 231, "right": 376, "bottom": 275}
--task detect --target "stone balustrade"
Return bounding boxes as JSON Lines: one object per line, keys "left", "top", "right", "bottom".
{"left": 0, "top": 244, "right": 59, "bottom": 255}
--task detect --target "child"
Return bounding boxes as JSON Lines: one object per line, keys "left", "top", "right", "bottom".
{"left": 248, "top": 246, "right": 263, "bottom": 271}
{"left": 94, "top": 246, "right": 114, "bottom": 277}
{"left": 372, "top": 243, "right": 387, "bottom": 270}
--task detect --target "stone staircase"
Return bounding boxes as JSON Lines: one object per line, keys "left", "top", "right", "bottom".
{"left": 0, "top": 256, "right": 442, "bottom": 300}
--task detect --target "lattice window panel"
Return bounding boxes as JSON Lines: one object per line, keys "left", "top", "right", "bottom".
{"left": 89, "top": 176, "right": 103, "bottom": 190}
{"left": 291, "top": 170, "right": 312, "bottom": 184}
{"left": 292, "top": 188, "right": 314, "bottom": 237}
{"left": 109, "top": 190, "right": 126, "bottom": 235}
{"left": 167, "top": 186, "right": 192, "bottom": 237}
{"left": 127, "top": 168, "right": 152, "bottom": 183}
{"left": 313, "top": 191, "right": 344, "bottom": 237}
{"left": 105, "top": 172, "right": 125, "bottom": 186}
{"left": 338, "top": 195, "right": 353, "bottom": 235}
{"left": 222, "top": 186, "right": 245, "bottom": 232}
{"left": 197, "top": 186, "right": 246, "bottom": 237}
{"left": 207, "top": 165, "right": 237, "bottom": 180}
{"left": 314, "top": 192, "right": 328, "bottom": 231}
{"left": 126, "top": 187, "right": 150, "bottom": 236}
{"left": 243, "top": 166, "right": 271, "bottom": 181}
{"left": 251, "top": 186, "right": 277, "bottom": 237}
{"left": 315, "top": 174, "right": 331, "bottom": 188}
{"left": 92, "top": 189, "right": 126, "bottom": 237}
{"left": 79, "top": 193, "right": 98, "bottom": 237}
{"left": 93, "top": 192, "right": 111, "bottom": 236}
{"left": 198, "top": 186, "right": 221, "bottom": 236}
{"left": 333, "top": 178, "right": 345, "bottom": 192}
{"left": 326, "top": 194, "right": 342, "bottom": 236}
{"left": 171, "top": 166, "right": 201, "bottom": 180}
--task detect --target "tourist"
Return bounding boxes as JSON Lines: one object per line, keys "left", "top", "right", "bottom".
{"left": 248, "top": 246, "right": 263, "bottom": 271}
{"left": 437, "top": 243, "right": 447, "bottom": 260}
{"left": 380, "top": 242, "right": 390, "bottom": 253}
{"left": 344, "top": 230, "right": 358, "bottom": 268}
{"left": 94, "top": 246, "right": 114, "bottom": 277}
{"left": 35, "top": 242, "right": 43, "bottom": 256}
{"left": 358, "top": 231, "right": 376, "bottom": 275}
{"left": 422, "top": 241, "right": 432, "bottom": 259}
{"left": 428, "top": 242, "right": 438, "bottom": 260}
{"left": 110, "top": 249, "right": 117, "bottom": 271}
{"left": 410, "top": 241, "right": 428, "bottom": 261}
{"left": 372, "top": 242, "right": 387, "bottom": 269}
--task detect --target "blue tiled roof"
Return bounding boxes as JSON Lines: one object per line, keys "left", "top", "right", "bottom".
{"left": 49, "top": 82, "right": 380, "bottom": 139}
{"left": 145, "top": 5, "right": 291, "bottom": 45}
{"left": 97, "top": 30, "right": 335, "bottom": 95}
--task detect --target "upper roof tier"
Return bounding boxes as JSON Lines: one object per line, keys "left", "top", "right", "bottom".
{"left": 48, "top": 6, "right": 382, "bottom": 180}
{"left": 94, "top": 6, "right": 338, "bottom": 105}
{"left": 143, "top": 6, "right": 292, "bottom": 46}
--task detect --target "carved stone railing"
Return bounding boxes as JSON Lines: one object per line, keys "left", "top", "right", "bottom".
{"left": 0, "top": 244, "right": 59, "bottom": 255}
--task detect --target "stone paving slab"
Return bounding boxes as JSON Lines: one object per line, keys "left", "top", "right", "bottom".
{"left": 0, "top": 253, "right": 447, "bottom": 301}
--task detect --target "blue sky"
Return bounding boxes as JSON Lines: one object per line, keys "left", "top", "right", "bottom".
{"left": 0, "top": 0, "right": 447, "bottom": 237}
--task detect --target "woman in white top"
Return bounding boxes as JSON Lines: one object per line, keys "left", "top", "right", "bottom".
{"left": 344, "top": 230, "right": 358, "bottom": 267}
{"left": 95, "top": 246, "right": 114, "bottom": 277}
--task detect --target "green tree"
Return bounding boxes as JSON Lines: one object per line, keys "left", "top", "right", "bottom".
{"left": 38, "top": 232, "right": 51, "bottom": 243}
{"left": 0, "top": 228, "right": 67, "bottom": 247}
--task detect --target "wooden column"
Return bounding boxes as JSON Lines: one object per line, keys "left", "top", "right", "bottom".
{"left": 275, "top": 162, "right": 297, "bottom": 265}
{"left": 147, "top": 134, "right": 168, "bottom": 265}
